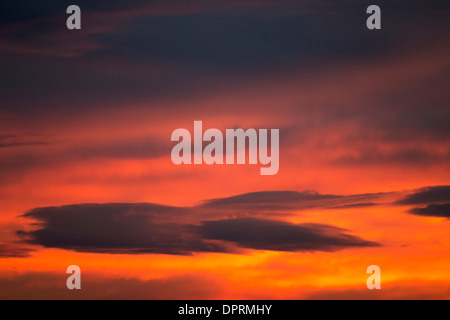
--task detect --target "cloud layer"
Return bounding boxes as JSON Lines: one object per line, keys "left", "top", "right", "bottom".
{"left": 17, "top": 186, "right": 450, "bottom": 255}
{"left": 396, "top": 186, "right": 450, "bottom": 205}
{"left": 18, "top": 191, "right": 384, "bottom": 254}
{"left": 396, "top": 186, "right": 450, "bottom": 218}
{"left": 408, "top": 203, "right": 450, "bottom": 218}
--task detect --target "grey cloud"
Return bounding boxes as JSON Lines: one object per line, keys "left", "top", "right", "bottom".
{"left": 200, "top": 218, "right": 379, "bottom": 252}
{"left": 202, "top": 190, "right": 390, "bottom": 213}
{"left": 20, "top": 203, "right": 228, "bottom": 255}
{"left": 329, "top": 202, "right": 379, "bottom": 209}
{"left": 19, "top": 185, "right": 449, "bottom": 255}
{"left": 18, "top": 200, "right": 379, "bottom": 255}
{"left": 396, "top": 186, "right": 450, "bottom": 205}
{"left": 408, "top": 203, "right": 450, "bottom": 218}
{"left": 204, "top": 190, "right": 340, "bottom": 206}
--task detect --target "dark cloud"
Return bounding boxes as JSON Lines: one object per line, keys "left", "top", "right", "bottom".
{"left": 201, "top": 218, "right": 379, "bottom": 252}
{"left": 330, "top": 202, "right": 379, "bottom": 209}
{"left": 0, "top": 134, "right": 50, "bottom": 148}
{"left": 19, "top": 203, "right": 228, "bottom": 255}
{"left": 202, "top": 190, "right": 390, "bottom": 213}
{"left": 18, "top": 200, "right": 378, "bottom": 255}
{"left": 2, "top": 0, "right": 327, "bottom": 58}
{"left": 396, "top": 186, "right": 450, "bottom": 205}
{"left": 14, "top": 186, "right": 450, "bottom": 255}
{"left": 0, "top": 243, "right": 34, "bottom": 258}
{"left": 408, "top": 203, "right": 450, "bottom": 218}
{"left": 0, "top": 2, "right": 448, "bottom": 185}
{"left": 1, "top": 0, "right": 448, "bottom": 115}
{"left": 204, "top": 190, "right": 340, "bottom": 206}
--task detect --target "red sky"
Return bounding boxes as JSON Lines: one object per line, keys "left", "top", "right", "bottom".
{"left": 0, "top": 0, "right": 449, "bottom": 299}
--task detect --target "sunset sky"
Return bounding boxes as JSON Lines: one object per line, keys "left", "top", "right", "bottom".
{"left": 0, "top": 0, "right": 449, "bottom": 299}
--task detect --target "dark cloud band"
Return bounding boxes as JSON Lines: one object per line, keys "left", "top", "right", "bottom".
{"left": 18, "top": 201, "right": 379, "bottom": 255}
{"left": 408, "top": 203, "right": 450, "bottom": 218}
{"left": 396, "top": 186, "right": 450, "bottom": 205}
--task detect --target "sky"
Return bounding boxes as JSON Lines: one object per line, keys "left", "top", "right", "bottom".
{"left": 0, "top": 0, "right": 449, "bottom": 299}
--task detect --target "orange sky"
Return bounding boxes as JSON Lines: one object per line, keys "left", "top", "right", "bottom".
{"left": 0, "top": 0, "right": 449, "bottom": 299}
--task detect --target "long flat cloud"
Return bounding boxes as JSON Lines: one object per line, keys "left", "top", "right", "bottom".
{"left": 396, "top": 186, "right": 450, "bottom": 218}
{"left": 396, "top": 186, "right": 450, "bottom": 205}
{"left": 18, "top": 200, "right": 379, "bottom": 255}
{"left": 16, "top": 186, "right": 450, "bottom": 255}
{"left": 408, "top": 203, "right": 450, "bottom": 218}
{"left": 202, "top": 190, "right": 391, "bottom": 213}
{"left": 201, "top": 218, "right": 379, "bottom": 252}
{"left": 19, "top": 203, "right": 227, "bottom": 255}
